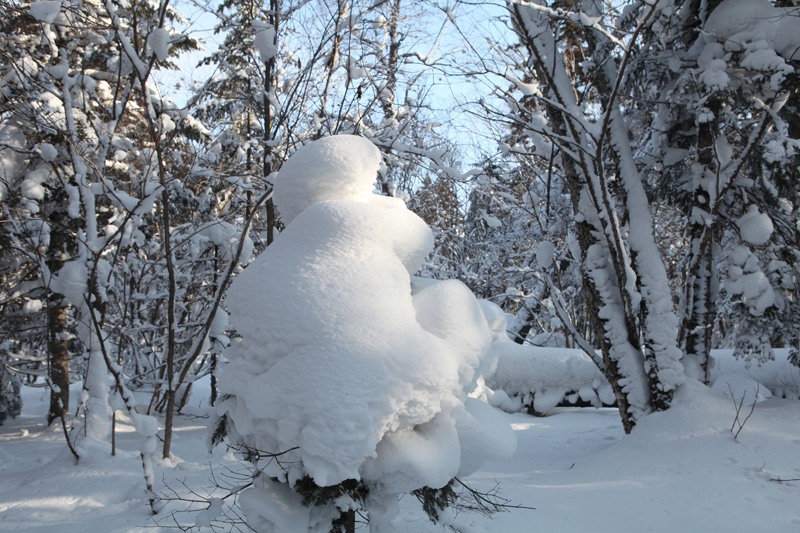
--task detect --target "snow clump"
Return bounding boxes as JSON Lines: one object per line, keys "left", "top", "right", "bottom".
{"left": 29, "top": 1, "right": 61, "bottom": 23}
{"left": 536, "top": 240, "right": 555, "bottom": 268}
{"left": 252, "top": 20, "right": 277, "bottom": 62}
{"left": 723, "top": 245, "right": 775, "bottom": 316}
{"left": 146, "top": 28, "right": 171, "bottom": 62}
{"left": 735, "top": 204, "right": 773, "bottom": 246}
{"left": 485, "top": 344, "right": 616, "bottom": 414}
{"left": 213, "top": 135, "right": 516, "bottom": 532}
{"left": 705, "top": 0, "right": 800, "bottom": 61}
{"left": 271, "top": 135, "right": 384, "bottom": 224}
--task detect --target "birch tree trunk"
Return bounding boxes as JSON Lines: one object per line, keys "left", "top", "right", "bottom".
{"left": 508, "top": 0, "right": 686, "bottom": 431}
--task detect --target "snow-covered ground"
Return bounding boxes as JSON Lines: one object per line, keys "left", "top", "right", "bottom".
{"left": 1, "top": 376, "right": 798, "bottom": 532}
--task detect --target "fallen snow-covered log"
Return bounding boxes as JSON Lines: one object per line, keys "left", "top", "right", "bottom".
{"left": 483, "top": 343, "right": 616, "bottom": 414}
{"left": 483, "top": 343, "right": 800, "bottom": 415}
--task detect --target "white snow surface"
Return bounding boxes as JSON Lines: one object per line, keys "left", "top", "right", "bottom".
{"left": 37, "top": 143, "right": 58, "bottom": 162}
{"left": 535, "top": 240, "right": 555, "bottom": 267}
{"left": 486, "top": 342, "right": 799, "bottom": 416}
{"left": 486, "top": 343, "right": 616, "bottom": 413}
{"left": 216, "top": 135, "right": 515, "bottom": 528}
{"left": 194, "top": 220, "right": 254, "bottom": 266}
{"left": 711, "top": 374, "right": 772, "bottom": 405}
{"left": 49, "top": 259, "right": 88, "bottom": 308}
{"left": 0, "top": 122, "right": 27, "bottom": 201}
{"left": 2, "top": 373, "right": 799, "bottom": 532}
{"left": 710, "top": 349, "right": 800, "bottom": 400}
{"left": 22, "top": 299, "right": 43, "bottom": 313}
{"left": 723, "top": 244, "right": 776, "bottom": 316}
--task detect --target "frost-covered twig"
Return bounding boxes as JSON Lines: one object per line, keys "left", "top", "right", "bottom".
{"left": 151, "top": 458, "right": 293, "bottom": 532}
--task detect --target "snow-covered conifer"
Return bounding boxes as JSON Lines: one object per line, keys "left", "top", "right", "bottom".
{"left": 212, "top": 135, "right": 515, "bottom": 532}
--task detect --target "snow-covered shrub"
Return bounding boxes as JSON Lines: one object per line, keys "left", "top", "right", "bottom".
{"left": 210, "top": 135, "right": 516, "bottom": 532}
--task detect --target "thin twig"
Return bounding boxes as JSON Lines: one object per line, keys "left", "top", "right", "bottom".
{"left": 728, "top": 382, "right": 759, "bottom": 441}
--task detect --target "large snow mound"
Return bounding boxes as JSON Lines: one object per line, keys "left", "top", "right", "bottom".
{"left": 216, "top": 136, "right": 515, "bottom": 524}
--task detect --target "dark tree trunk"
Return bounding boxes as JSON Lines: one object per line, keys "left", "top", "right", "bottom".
{"left": 45, "top": 199, "right": 71, "bottom": 425}
{"left": 47, "top": 296, "right": 70, "bottom": 425}
{"left": 513, "top": 323, "right": 532, "bottom": 345}
{"left": 343, "top": 509, "right": 355, "bottom": 533}
{"left": 681, "top": 99, "right": 721, "bottom": 381}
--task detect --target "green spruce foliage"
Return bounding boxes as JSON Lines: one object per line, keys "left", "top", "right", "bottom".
{"left": 412, "top": 479, "right": 458, "bottom": 524}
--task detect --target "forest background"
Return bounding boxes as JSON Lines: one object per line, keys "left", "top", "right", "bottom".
{"left": 0, "top": 0, "right": 799, "bottom": 527}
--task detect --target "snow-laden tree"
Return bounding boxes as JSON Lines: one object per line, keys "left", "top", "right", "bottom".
{"left": 0, "top": 0, "right": 258, "bottom": 469}
{"left": 408, "top": 172, "right": 466, "bottom": 281}
{"left": 193, "top": 0, "right": 456, "bottom": 239}
{"left": 642, "top": 0, "right": 800, "bottom": 377}
{"left": 451, "top": 155, "right": 587, "bottom": 350}
{"left": 194, "top": 0, "right": 285, "bottom": 246}
{"left": 499, "top": 0, "right": 686, "bottom": 432}
{"left": 210, "top": 135, "right": 516, "bottom": 532}
{"left": 0, "top": 0, "right": 88, "bottom": 425}
{"left": 485, "top": 0, "right": 800, "bottom": 433}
